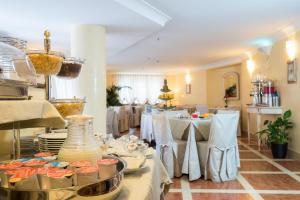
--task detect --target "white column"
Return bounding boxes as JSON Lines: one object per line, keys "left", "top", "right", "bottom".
{"left": 70, "top": 25, "right": 106, "bottom": 134}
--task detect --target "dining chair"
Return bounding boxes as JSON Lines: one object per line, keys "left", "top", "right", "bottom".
{"left": 152, "top": 113, "right": 187, "bottom": 178}
{"left": 196, "top": 112, "right": 240, "bottom": 182}
{"left": 113, "top": 106, "right": 129, "bottom": 133}
{"left": 217, "top": 108, "right": 242, "bottom": 136}
{"left": 196, "top": 104, "right": 209, "bottom": 114}
{"left": 106, "top": 107, "right": 119, "bottom": 137}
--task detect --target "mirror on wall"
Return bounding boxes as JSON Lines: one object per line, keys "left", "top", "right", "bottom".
{"left": 223, "top": 72, "right": 239, "bottom": 100}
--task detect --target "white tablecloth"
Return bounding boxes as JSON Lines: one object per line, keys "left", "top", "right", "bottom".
{"left": 141, "top": 113, "right": 211, "bottom": 142}
{"left": 116, "top": 153, "right": 171, "bottom": 200}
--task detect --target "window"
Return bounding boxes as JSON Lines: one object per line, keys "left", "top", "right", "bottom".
{"left": 111, "top": 73, "right": 164, "bottom": 104}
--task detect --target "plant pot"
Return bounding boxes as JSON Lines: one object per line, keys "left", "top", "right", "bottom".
{"left": 271, "top": 143, "right": 288, "bottom": 159}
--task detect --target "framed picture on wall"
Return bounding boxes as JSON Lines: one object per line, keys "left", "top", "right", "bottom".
{"left": 287, "top": 60, "right": 297, "bottom": 83}
{"left": 223, "top": 72, "right": 240, "bottom": 100}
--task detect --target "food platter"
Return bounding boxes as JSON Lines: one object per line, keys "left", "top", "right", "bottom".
{"left": 0, "top": 155, "right": 126, "bottom": 200}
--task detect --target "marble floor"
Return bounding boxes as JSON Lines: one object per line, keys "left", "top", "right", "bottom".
{"left": 165, "top": 136, "right": 300, "bottom": 200}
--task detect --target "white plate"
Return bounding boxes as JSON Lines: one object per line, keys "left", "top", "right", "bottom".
{"left": 124, "top": 164, "right": 147, "bottom": 174}
{"left": 123, "top": 156, "right": 147, "bottom": 174}
{"left": 38, "top": 133, "right": 67, "bottom": 139}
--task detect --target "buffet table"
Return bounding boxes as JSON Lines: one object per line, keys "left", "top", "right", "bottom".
{"left": 116, "top": 153, "right": 171, "bottom": 200}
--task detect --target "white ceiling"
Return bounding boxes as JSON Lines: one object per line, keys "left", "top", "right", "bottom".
{"left": 0, "top": 0, "right": 300, "bottom": 73}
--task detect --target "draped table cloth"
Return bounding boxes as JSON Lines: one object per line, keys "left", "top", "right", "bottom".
{"left": 140, "top": 112, "right": 212, "bottom": 180}
{"left": 115, "top": 152, "right": 171, "bottom": 200}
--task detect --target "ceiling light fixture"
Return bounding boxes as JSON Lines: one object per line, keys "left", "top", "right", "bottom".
{"left": 114, "top": 0, "right": 172, "bottom": 26}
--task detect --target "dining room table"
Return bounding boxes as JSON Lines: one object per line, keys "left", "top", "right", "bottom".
{"left": 140, "top": 111, "right": 212, "bottom": 180}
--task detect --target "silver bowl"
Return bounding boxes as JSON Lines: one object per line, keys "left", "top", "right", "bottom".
{"left": 0, "top": 156, "right": 126, "bottom": 200}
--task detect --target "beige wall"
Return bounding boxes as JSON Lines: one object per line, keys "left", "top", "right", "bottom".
{"left": 240, "top": 32, "right": 300, "bottom": 154}
{"left": 206, "top": 64, "right": 241, "bottom": 108}
{"left": 165, "top": 31, "right": 300, "bottom": 154}
{"left": 167, "top": 70, "right": 207, "bottom": 106}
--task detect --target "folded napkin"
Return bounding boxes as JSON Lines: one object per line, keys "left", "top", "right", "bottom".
{"left": 123, "top": 156, "right": 146, "bottom": 170}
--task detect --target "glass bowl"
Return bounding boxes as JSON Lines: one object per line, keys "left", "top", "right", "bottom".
{"left": 57, "top": 57, "right": 84, "bottom": 79}
{"left": 27, "top": 50, "right": 64, "bottom": 75}
{"left": 50, "top": 98, "right": 86, "bottom": 118}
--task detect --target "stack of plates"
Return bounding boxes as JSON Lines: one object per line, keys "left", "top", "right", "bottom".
{"left": 20, "top": 135, "right": 38, "bottom": 157}
{"left": 38, "top": 132, "right": 67, "bottom": 155}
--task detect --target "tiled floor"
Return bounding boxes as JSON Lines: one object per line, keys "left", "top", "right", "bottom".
{"left": 165, "top": 136, "right": 300, "bottom": 200}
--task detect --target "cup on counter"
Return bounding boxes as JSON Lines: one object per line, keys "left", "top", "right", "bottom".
{"left": 37, "top": 168, "right": 73, "bottom": 189}
{"left": 0, "top": 161, "right": 24, "bottom": 188}
{"left": 75, "top": 166, "right": 99, "bottom": 186}
{"left": 97, "top": 159, "right": 118, "bottom": 180}
{"left": 7, "top": 167, "right": 40, "bottom": 190}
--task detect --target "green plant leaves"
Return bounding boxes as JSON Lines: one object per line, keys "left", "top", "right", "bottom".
{"left": 257, "top": 109, "right": 293, "bottom": 144}
{"left": 283, "top": 110, "right": 292, "bottom": 119}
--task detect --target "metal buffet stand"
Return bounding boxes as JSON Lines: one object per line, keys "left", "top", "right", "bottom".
{"left": 0, "top": 35, "right": 65, "bottom": 159}
{"left": 0, "top": 100, "right": 65, "bottom": 159}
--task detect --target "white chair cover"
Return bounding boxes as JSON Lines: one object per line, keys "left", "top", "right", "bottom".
{"left": 113, "top": 106, "right": 129, "bottom": 133}
{"left": 152, "top": 113, "right": 185, "bottom": 178}
{"left": 140, "top": 113, "right": 154, "bottom": 142}
{"left": 217, "top": 108, "right": 242, "bottom": 136}
{"left": 106, "top": 107, "right": 119, "bottom": 137}
{"left": 196, "top": 105, "right": 209, "bottom": 114}
{"left": 198, "top": 112, "right": 240, "bottom": 182}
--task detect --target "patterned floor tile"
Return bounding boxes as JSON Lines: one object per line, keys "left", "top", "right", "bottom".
{"left": 165, "top": 192, "right": 183, "bottom": 200}
{"left": 189, "top": 179, "right": 244, "bottom": 189}
{"left": 242, "top": 174, "right": 300, "bottom": 190}
{"left": 192, "top": 193, "right": 253, "bottom": 200}
{"left": 261, "top": 194, "right": 300, "bottom": 200}
{"left": 240, "top": 161, "right": 280, "bottom": 171}
{"left": 275, "top": 160, "right": 300, "bottom": 172}
{"left": 240, "top": 151, "right": 262, "bottom": 159}
{"left": 170, "top": 178, "right": 181, "bottom": 189}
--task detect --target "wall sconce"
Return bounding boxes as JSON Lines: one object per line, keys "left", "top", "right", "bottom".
{"left": 286, "top": 39, "right": 297, "bottom": 83}
{"left": 185, "top": 74, "right": 191, "bottom": 94}
{"left": 246, "top": 59, "right": 255, "bottom": 77}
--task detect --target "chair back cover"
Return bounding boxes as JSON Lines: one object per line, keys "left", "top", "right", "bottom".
{"left": 206, "top": 112, "right": 240, "bottom": 182}
{"left": 106, "top": 107, "right": 119, "bottom": 137}
{"left": 196, "top": 105, "right": 209, "bottom": 114}
{"left": 152, "top": 113, "right": 175, "bottom": 177}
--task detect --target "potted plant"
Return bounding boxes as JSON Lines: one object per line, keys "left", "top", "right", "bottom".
{"left": 106, "top": 85, "right": 122, "bottom": 107}
{"left": 257, "top": 110, "right": 293, "bottom": 158}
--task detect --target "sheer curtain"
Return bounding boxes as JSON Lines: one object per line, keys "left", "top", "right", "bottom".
{"left": 111, "top": 73, "right": 164, "bottom": 104}
{"left": 51, "top": 77, "right": 82, "bottom": 99}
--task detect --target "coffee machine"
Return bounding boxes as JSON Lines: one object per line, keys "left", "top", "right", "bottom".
{"left": 250, "top": 77, "right": 279, "bottom": 107}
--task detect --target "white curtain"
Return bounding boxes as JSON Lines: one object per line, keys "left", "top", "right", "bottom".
{"left": 111, "top": 73, "right": 164, "bottom": 104}
{"left": 50, "top": 76, "right": 78, "bottom": 99}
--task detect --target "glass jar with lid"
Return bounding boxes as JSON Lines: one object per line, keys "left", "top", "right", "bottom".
{"left": 58, "top": 115, "right": 101, "bottom": 164}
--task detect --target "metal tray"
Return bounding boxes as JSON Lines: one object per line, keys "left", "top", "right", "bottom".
{"left": 0, "top": 156, "right": 126, "bottom": 200}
